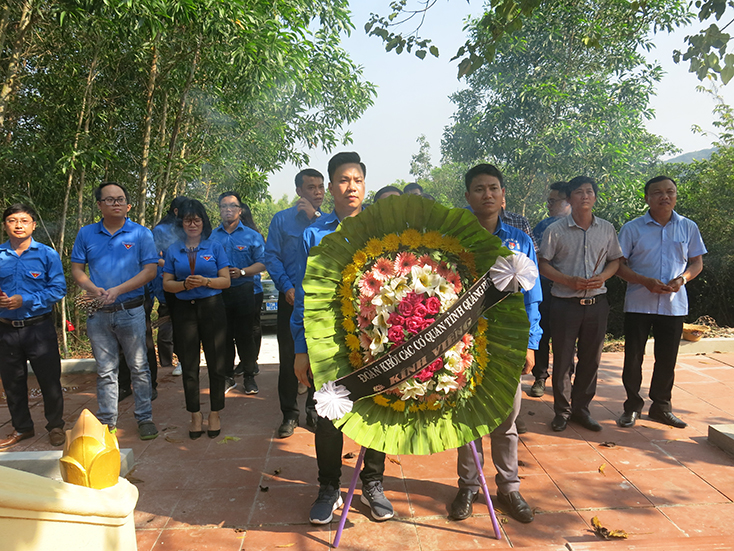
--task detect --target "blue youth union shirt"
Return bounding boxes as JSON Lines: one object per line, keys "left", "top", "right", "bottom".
{"left": 71, "top": 218, "right": 158, "bottom": 304}
{"left": 211, "top": 222, "right": 265, "bottom": 288}
{"left": 163, "top": 238, "right": 229, "bottom": 300}
{"left": 0, "top": 238, "right": 66, "bottom": 320}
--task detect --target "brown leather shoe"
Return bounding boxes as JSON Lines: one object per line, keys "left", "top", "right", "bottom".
{"left": 49, "top": 427, "right": 66, "bottom": 447}
{"left": 0, "top": 429, "right": 34, "bottom": 449}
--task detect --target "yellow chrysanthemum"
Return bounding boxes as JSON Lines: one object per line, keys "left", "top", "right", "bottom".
{"left": 342, "top": 264, "right": 358, "bottom": 285}
{"left": 338, "top": 283, "right": 352, "bottom": 300}
{"left": 400, "top": 229, "right": 422, "bottom": 248}
{"left": 408, "top": 404, "right": 419, "bottom": 413}
{"left": 390, "top": 400, "right": 406, "bottom": 412}
{"left": 352, "top": 251, "right": 367, "bottom": 269}
{"left": 345, "top": 333, "right": 361, "bottom": 352}
{"left": 365, "top": 238, "right": 384, "bottom": 258}
{"left": 458, "top": 251, "right": 476, "bottom": 269}
{"left": 349, "top": 350, "right": 363, "bottom": 368}
{"left": 342, "top": 318, "right": 356, "bottom": 333}
{"left": 381, "top": 233, "right": 400, "bottom": 252}
{"left": 477, "top": 317, "right": 488, "bottom": 333}
{"left": 441, "top": 236, "right": 463, "bottom": 254}
{"left": 372, "top": 394, "right": 390, "bottom": 407}
{"left": 341, "top": 301, "right": 355, "bottom": 318}
{"left": 422, "top": 231, "right": 442, "bottom": 249}
{"left": 475, "top": 335, "right": 488, "bottom": 350}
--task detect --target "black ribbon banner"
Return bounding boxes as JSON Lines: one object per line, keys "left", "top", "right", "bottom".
{"left": 334, "top": 270, "right": 511, "bottom": 402}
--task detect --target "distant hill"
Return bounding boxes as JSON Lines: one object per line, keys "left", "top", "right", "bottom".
{"left": 666, "top": 148, "right": 717, "bottom": 164}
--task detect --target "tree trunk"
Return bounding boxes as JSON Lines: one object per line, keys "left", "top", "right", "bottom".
{"left": 160, "top": 36, "right": 201, "bottom": 194}
{"left": 0, "top": 0, "right": 32, "bottom": 128}
{"left": 137, "top": 43, "right": 158, "bottom": 225}
{"left": 0, "top": 4, "right": 11, "bottom": 56}
{"left": 153, "top": 91, "right": 169, "bottom": 224}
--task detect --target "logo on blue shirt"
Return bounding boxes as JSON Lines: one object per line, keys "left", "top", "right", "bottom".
{"left": 122, "top": 242, "right": 135, "bottom": 250}
{"left": 505, "top": 239, "right": 519, "bottom": 251}
{"left": 235, "top": 245, "right": 246, "bottom": 251}
{"left": 29, "top": 271, "right": 42, "bottom": 279}
{"left": 200, "top": 254, "right": 213, "bottom": 262}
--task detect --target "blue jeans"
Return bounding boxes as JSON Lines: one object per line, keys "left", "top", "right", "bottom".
{"left": 87, "top": 305, "right": 153, "bottom": 427}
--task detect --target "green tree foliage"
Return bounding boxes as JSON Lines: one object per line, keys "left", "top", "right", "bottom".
{"left": 440, "top": 0, "right": 680, "bottom": 217}
{"left": 367, "top": 0, "right": 734, "bottom": 84}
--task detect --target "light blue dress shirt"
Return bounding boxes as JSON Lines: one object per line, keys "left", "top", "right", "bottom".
{"left": 211, "top": 222, "right": 265, "bottom": 288}
{"left": 619, "top": 211, "right": 707, "bottom": 316}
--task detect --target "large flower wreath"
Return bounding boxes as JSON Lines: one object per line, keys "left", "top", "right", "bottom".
{"left": 304, "top": 195, "right": 530, "bottom": 455}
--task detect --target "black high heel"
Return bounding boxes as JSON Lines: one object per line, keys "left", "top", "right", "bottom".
{"left": 207, "top": 412, "right": 220, "bottom": 438}
{"left": 189, "top": 412, "right": 204, "bottom": 440}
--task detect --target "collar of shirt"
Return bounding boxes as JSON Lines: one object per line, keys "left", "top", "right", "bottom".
{"left": 96, "top": 217, "right": 133, "bottom": 236}
{"left": 214, "top": 221, "right": 245, "bottom": 235}
{"left": 176, "top": 239, "right": 216, "bottom": 253}
{"left": 0, "top": 237, "right": 41, "bottom": 257}
{"left": 566, "top": 213, "right": 599, "bottom": 229}
{"left": 643, "top": 209, "right": 681, "bottom": 227}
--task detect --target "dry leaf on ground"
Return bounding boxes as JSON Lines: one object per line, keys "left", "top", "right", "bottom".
{"left": 591, "top": 515, "right": 628, "bottom": 539}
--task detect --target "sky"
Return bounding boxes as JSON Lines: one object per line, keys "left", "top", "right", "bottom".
{"left": 267, "top": 1, "right": 734, "bottom": 200}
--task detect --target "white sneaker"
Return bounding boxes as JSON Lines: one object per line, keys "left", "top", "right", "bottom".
{"left": 172, "top": 364, "right": 182, "bottom": 376}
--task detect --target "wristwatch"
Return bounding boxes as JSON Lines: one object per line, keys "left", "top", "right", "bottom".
{"left": 314, "top": 211, "right": 321, "bottom": 218}
{"left": 240, "top": 268, "right": 247, "bottom": 277}
{"left": 678, "top": 275, "right": 687, "bottom": 285}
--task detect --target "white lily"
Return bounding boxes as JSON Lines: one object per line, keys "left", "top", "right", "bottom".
{"left": 436, "top": 373, "right": 461, "bottom": 394}
{"left": 410, "top": 264, "right": 441, "bottom": 295}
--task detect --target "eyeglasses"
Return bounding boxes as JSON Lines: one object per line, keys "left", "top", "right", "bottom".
{"left": 219, "top": 204, "right": 241, "bottom": 211}
{"left": 183, "top": 217, "right": 203, "bottom": 226}
{"left": 100, "top": 196, "right": 127, "bottom": 206}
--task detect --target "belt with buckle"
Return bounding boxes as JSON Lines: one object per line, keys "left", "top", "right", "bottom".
{"left": 98, "top": 297, "right": 145, "bottom": 313}
{"left": 579, "top": 297, "right": 596, "bottom": 306}
{"left": 0, "top": 312, "right": 52, "bottom": 328}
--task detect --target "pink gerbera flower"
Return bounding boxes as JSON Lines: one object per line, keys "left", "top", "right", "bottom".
{"left": 418, "top": 254, "right": 438, "bottom": 270}
{"left": 447, "top": 271, "right": 462, "bottom": 293}
{"left": 359, "top": 271, "right": 382, "bottom": 298}
{"left": 394, "top": 251, "right": 418, "bottom": 276}
{"left": 372, "top": 257, "right": 395, "bottom": 281}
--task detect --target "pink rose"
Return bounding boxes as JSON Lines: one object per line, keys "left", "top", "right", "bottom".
{"left": 397, "top": 300, "right": 414, "bottom": 317}
{"left": 388, "top": 325, "right": 405, "bottom": 344}
{"left": 413, "top": 303, "right": 428, "bottom": 318}
{"left": 425, "top": 296, "right": 441, "bottom": 315}
{"left": 414, "top": 358, "right": 444, "bottom": 383}
{"left": 407, "top": 292, "right": 423, "bottom": 306}
{"left": 388, "top": 312, "right": 405, "bottom": 327}
{"left": 421, "top": 318, "right": 435, "bottom": 330}
{"left": 406, "top": 317, "right": 423, "bottom": 334}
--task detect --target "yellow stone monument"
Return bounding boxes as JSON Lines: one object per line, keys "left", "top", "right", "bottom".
{"left": 0, "top": 409, "right": 138, "bottom": 550}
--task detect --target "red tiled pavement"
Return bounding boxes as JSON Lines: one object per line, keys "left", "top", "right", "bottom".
{"left": 1, "top": 349, "right": 734, "bottom": 549}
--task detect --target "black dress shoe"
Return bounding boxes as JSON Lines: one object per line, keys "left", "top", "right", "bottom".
{"left": 0, "top": 429, "right": 34, "bottom": 449}
{"left": 306, "top": 409, "right": 319, "bottom": 430}
{"left": 648, "top": 409, "right": 687, "bottom": 428}
{"left": 570, "top": 412, "right": 602, "bottom": 432}
{"left": 278, "top": 419, "right": 298, "bottom": 438}
{"left": 515, "top": 416, "right": 527, "bottom": 435}
{"left": 551, "top": 414, "right": 568, "bottom": 432}
{"left": 617, "top": 411, "right": 640, "bottom": 428}
{"left": 449, "top": 488, "right": 478, "bottom": 520}
{"left": 496, "top": 490, "right": 534, "bottom": 523}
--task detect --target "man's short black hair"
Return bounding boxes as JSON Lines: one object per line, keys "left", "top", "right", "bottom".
{"left": 327, "top": 152, "right": 366, "bottom": 181}
{"left": 566, "top": 176, "right": 598, "bottom": 196}
{"left": 549, "top": 181, "right": 568, "bottom": 197}
{"left": 295, "top": 169, "right": 324, "bottom": 188}
{"left": 644, "top": 175, "right": 677, "bottom": 195}
{"left": 95, "top": 182, "right": 131, "bottom": 204}
{"left": 3, "top": 203, "right": 37, "bottom": 222}
{"left": 464, "top": 164, "right": 504, "bottom": 191}
{"left": 177, "top": 198, "right": 213, "bottom": 239}
{"left": 374, "top": 186, "right": 403, "bottom": 201}
{"left": 404, "top": 182, "right": 423, "bottom": 194}
{"left": 218, "top": 191, "right": 241, "bottom": 206}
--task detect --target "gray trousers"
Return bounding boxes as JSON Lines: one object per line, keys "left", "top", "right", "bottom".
{"left": 550, "top": 295, "right": 609, "bottom": 418}
{"left": 457, "top": 383, "right": 522, "bottom": 494}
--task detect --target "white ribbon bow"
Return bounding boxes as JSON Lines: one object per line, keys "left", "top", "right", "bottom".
{"left": 314, "top": 380, "right": 353, "bottom": 420}
{"left": 489, "top": 253, "right": 538, "bottom": 293}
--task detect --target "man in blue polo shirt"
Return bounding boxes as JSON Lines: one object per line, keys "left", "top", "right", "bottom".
{"left": 616, "top": 176, "right": 706, "bottom": 429}
{"left": 292, "top": 152, "right": 393, "bottom": 526}
{"left": 0, "top": 204, "right": 66, "bottom": 449}
{"left": 211, "top": 191, "right": 266, "bottom": 395}
{"left": 71, "top": 182, "right": 159, "bottom": 440}
{"left": 449, "top": 163, "right": 541, "bottom": 525}
{"left": 264, "top": 168, "right": 324, "bottom": 438}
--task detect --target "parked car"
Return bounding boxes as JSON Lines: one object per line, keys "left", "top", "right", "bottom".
{"left": 260, "top": 279, "right": 278, "bottom": 327}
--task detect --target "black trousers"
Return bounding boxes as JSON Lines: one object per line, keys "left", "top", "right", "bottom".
{"left": 623, "top": 313, "right": 684, "bottom": 414}
{"left": 156, "top": 302, "right": 175, "bottom": 368}
{"left": 221, "top": 283, "right": 258, "bottom": 378}
{"left": 550, "top": 295, "right": 609, "bottom": 418}
{"left": 119, "top": 294, "right": 158, "bottom": 390}
{"left": 316, "top": 415, "right": 385, "bottom": 488}
{"left": 277, "top": 293, "right": 315, "bottom": 421}
{"left": 253, "top": 291, "right": 263, "bottom": 363}
{"left": 0, "top": 317, "right": 64, "bottom": 433}
{"left": 171, "top": 295, "right": 227, "bottom": 412}
{"left": 532, "top": 278, "right": 553, "bottom": 381}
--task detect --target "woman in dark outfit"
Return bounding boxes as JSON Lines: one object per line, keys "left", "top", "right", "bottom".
{"left": 163, "top": 199, "right": 230, "bottom": 438}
